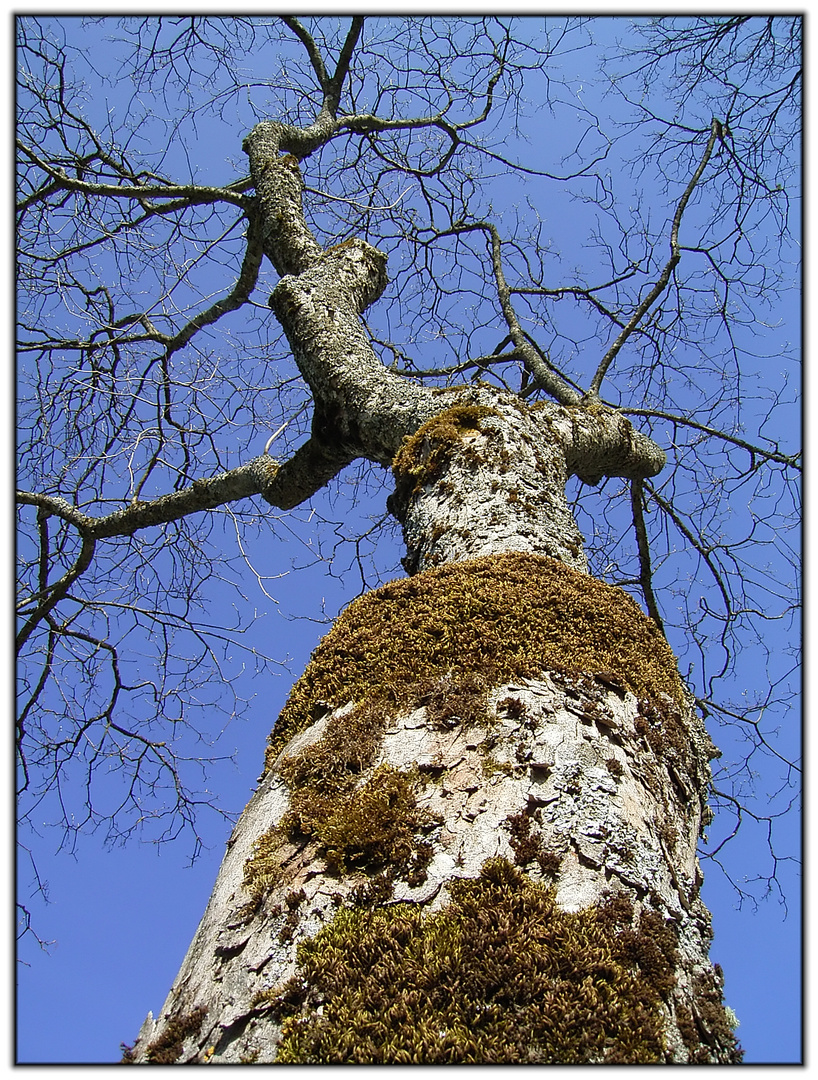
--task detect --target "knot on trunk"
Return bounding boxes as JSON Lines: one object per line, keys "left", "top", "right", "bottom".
{"left": 317, "top": 238, "right": 389, "bottom": 311}
{"left": 564, "top": 404, "right": 666, "bottom": 486}
{"left": 270, "top": 240, "right": 388, "bottom": 331}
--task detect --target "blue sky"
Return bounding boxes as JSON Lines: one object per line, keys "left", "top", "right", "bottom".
{"left": 16, "top": 14, "right": 801, "bottom": 1065}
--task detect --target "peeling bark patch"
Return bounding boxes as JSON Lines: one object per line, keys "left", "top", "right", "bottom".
{"left": 264, "top": 859, "right": 690, "bottom": 1064}
{"left": 265, "top": 551, "right": 685, "bottom": 766}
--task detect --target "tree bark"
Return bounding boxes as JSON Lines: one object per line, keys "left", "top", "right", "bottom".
{"left": 123, "top": 134, "right": 741, "bottom": 1066}
{"left": 124, "top": 438, "right": 740, "bottom": 1065}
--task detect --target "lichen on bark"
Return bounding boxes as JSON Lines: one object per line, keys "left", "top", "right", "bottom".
{"left": 388, "top": 388, "right": 665, "bottom": 574}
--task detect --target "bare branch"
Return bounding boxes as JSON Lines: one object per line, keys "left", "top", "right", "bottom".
{"left": 588, "top": 118, "right": 722, "bottom": 396}
{"left": 442, "top": 222, "right": 581, "bottom": 405}
{"left": 622, "top": 407, "right": 801, "bottom": 470}
{"left": 16, "top": 533, "right": 96, "bottom": 653}
{"left": 327, "top": 17, "right": 365, "bottom": 110}
{"left": 16, "top": 139, "right": 250, "bottom": 211}
{"left": 630, "top": 478, "right": 665, "bottom": 633}
{"left": 280, "top": 17, "right": 331, "bottom": 91}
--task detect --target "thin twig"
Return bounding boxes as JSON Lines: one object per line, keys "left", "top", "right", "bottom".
{"left": 304, "top": 184, "right": 412, "bottom": 212}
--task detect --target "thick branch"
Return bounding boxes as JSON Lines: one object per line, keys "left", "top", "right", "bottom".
{"left": 155, "top": 213, "right": 265, "bottom": 355}
{"left": 16, "top": 437, "right": 356, "bottom": 547}
{"left": 244, "top": 136, "right": 324, "bottom": 274}
{"left": 88, "top": 458, "right": 281, "bottom": 537}
{"left": 241, "top": 145, "right": 443, "bottom": 462}
{"left": 19, "top": 460, "right": 268, "bottom": 543}
{"left": 327, "top": 18, "right": 366, "bottom": 112}
{"left": 263, "top": 438, "right": 354, "bottom": 510}
{"left": 565, "top": 405, "right": 667, "bottom": 485}
{"left": 280, "top": 17, "right": 331, "bottom": 91}
{"left": 279, "top": 17, "right": 364, "bottom": 117}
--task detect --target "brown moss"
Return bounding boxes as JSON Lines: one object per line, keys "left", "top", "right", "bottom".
{"left": 277, "top": 700, "right": 388, "bottom": 790}
{"left": 350, "top": 871, "right": 397, "bottom": 906}
{"left": 411, "top": 671, "right": 489, "bottom": 729}
{"left": 325, "top": 236, "right": 358, "bottom": 253}
{"left": 242, "top": 826, "right": 287, "bottom": 906}
{"left": 688, "top": 968, "right": 743, "bottom": 1063}
{"left": 504, "top": 811, "right": 561, "bottom": 875}
{"left": 676, "top": 1001, "right": 700, "bottom": 1054}
{"left": 267, "top": 859, "right": 680, "bottom": 1064}
{"left": 617, "top": 908, "right": 679, "bottom": 999}
{"left": 605, "top": 757, "right": 624, "bottom": 778}
{"left": 276, "top": 889, "right": 307, "bottom": 943}
{"left": 244, "top": 703, "right": 436, "bottom": 903}
{"left": 391, "top": 403, "right": 497, "bottom": 503}
{"left": 498, "top": 695, "right": 527, "bottom": 721}
{"left": 144, "top": 1005, "right": 207, "bottom": 1065}
{"left": 635, "top": 695, "right": 703, "bottom": 780}
{"left": 282, "top": 762, "right": 436, "bottom": 879}
{"left": 265, "top": 552, "right": 685, "bottom": 767}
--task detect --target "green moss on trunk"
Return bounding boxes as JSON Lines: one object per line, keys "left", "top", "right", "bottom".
{"left": 244, "top": 704, "right": 436, "bottom": 903}
{"left": 262, "top": 859, "right": 684, "bottom": 1064}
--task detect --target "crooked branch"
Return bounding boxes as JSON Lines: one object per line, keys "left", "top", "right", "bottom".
{"left": 444, "top": 222, "right": 581, "bottom": 406}
{"left": 588, "top": 119, "right": 722, "bottom": 396}
{"left": 16, "top": 534, "right": 95, "bottom": 653}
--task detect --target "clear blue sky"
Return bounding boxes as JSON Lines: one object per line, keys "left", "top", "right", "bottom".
{"left": 16, "top": 14, "right": 801, "bottom": 1064}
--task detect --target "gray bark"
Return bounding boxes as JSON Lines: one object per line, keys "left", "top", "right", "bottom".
{"left": 125, "top": 565, "right": 735, "bottom": 1064}
{"left": 388, "top": 388, "right": 665, "bottom": 575}
{"left": 123, "top": 130, "right": 740, "bottom": 1065}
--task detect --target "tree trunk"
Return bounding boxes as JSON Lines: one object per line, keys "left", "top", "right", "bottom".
{"left": 124, "top": 396, "right": 741, "bottom": 1065}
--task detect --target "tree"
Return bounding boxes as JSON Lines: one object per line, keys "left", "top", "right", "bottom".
{"left": 16, "top": 15, "right": 800, "bottom": 1064}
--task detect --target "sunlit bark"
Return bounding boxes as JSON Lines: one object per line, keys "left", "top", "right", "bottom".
{"left": 126, "top": 469, "right": 740, "bottom": 1064}
{"left": 16, "top": 17, "right": 799, "bottom": 1061}
{"left": 124, "top": 140, "right": 739, "bottom": 1066}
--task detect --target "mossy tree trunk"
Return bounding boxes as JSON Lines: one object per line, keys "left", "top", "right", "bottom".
{"left": 124, "top": 486, "right": 742, "bottom": 1065}
{"left": 124, "top": 128, "right": 742, "bottom": 1066}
